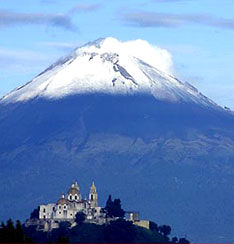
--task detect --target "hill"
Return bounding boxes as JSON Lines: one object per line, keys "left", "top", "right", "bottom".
{"left": 0, "top": 218, "right": 190, "bottom": 243}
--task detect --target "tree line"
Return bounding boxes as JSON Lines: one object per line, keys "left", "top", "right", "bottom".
{"left": 0, "top": 219, "right": 32, "bottom": 243}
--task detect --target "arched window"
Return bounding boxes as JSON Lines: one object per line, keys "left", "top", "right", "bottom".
{"left": 91, "top": 194, "right": 93, "bottom": 201}
{"left": 75, "top": 195, "right": 78, "bottom": 200}
{"left": 69, "top": 195, "right": 72, "bottom": 200}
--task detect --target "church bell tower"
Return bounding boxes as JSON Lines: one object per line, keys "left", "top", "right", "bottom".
{"left": 89, "top": 181, "right": 98, "bottom": 208}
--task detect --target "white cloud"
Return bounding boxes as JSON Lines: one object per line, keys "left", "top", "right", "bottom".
{"left": 80, "top": 37, "right": 174, "bottom": 74}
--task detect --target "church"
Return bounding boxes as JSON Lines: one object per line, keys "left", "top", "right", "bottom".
{"left": 25, "top": 181, "right": 150, "bottom": 231}
{"left": 39, "top": 182, "right": 103, "bottom": 222}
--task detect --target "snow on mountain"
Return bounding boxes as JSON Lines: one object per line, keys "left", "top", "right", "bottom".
{"left": 0, "top": 37, "right": 218, "bottom": 108}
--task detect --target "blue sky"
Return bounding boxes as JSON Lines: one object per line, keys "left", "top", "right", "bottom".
{"left": 0, "top": 0, "right": 234, "bottom": 108}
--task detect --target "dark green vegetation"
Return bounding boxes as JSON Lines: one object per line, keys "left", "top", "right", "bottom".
{"left": 74, "top": 212, "right": 86, "bottom": 225}
{"left": 0, "top": 219, "right": 189, "bottom": 243}
{"left": 104, "top": 195, "right": 125, "bottom": 218}
{"left": 0, "top": 219, "right": 32, "bottom": 243}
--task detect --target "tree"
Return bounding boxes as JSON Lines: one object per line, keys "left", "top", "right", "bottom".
{"left": 59, "top": 221, "right": 71, "bottom": 230}
{"left": 104, "top": 218, "right": 136, "bottom": 243}
{"left": 30, "top": 207, "right": 39, "bottom": 219}
{"left": 0, "top": 219, "right": 33, "bottom": 243}
{"left": 0, "top": 222, "right": 6, "bottom": 242}
{"left": 158, "top": 225, "right": 171, "bottom": 237}
{"left": 178, "top": 237, "right": 190, "bottom": 243}
{"left": 5, "top": 219, "right": 16, "bottom": 242}
{"left": 171, "top": 236, "right": 178, "bottom": 243}
{"left": 75, "top": 212, "right": 86, "bottom": 225}
{"left": 149, "top": 221, "right": 159, "bottom": 232}
{"left": 105, "top": 195, "right": 125, "bottom": 218}
{"left": 57, "top": 221, "right": 71, "bottom": 239}
{"left": 113, "top": 199, "right": 125, "bottom": 218}
{"left": 15, "top": 220, "right": 25, "bottom": 243}
{"left": 56, "top": 236, "right": 70, "bottom": 243}
{"left": 105, "top": 195, "right": 112, "bottom": 210}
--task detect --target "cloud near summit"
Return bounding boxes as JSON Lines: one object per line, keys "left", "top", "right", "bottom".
{"left": 80, "top": 37, "right": 174, "bottom": 74}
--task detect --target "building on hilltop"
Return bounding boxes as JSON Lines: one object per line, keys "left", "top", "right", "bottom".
{"left": 24, "top": 181, "right": 105, "bottom": 231}
{"left": 25, "top": 181, "right": 149, "bottom": 231}
{"left": 39, "top": 181, "right": 101, "bottom": 222}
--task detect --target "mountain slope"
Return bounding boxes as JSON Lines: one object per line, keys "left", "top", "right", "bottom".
{"left": 0, "top": 38, "right": 234, "bottom": 242}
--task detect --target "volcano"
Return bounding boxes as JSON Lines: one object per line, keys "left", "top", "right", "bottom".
{"left": 0, "top": 37, "right": 234, "bottom": 242}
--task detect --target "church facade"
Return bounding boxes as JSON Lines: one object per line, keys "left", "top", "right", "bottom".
{"left": 39, "top": 182, "right": 102, "bottom": 222}
{"left": 25, "top": 181, "right": 150, "bottom": 231}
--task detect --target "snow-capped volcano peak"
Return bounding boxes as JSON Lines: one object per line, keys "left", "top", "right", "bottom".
{"left": 0, "top": 37, "right": 218, "bottom": 108}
